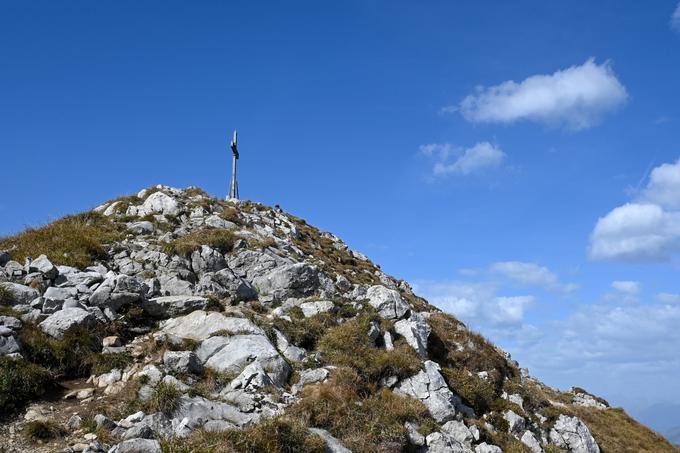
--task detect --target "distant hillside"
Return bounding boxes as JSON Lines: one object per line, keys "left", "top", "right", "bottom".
{"left": 0, "top": 185, "right": 677, "bottom": 453}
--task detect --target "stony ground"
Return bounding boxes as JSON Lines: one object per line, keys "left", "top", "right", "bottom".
{"left": 0, "top": 185, "right": 677, "bottom": 453}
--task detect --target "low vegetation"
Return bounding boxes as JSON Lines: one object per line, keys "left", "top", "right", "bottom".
{"left": 162, "top": 417, "right": 326, "bottom": 453}
{"left": 0, "top": 212, "right": 122, "bottom": 268}
{"left": 0, "top": 357, "right": 53, "bottom": 414}
{"left": 23, "top": 419, "right": 65, "bottom": 440}
{"left": 163, "top": 229, "right": 235, "bottom": 257}
{"left": 0, "top": 285, "right": 16, "bottom": 305}
{"left": 147, "top": 382, "right": 181, "bottom": 415}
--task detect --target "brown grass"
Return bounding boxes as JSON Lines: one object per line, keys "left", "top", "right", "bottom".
{"left": 0, "top": 211, "right": 122, "bottom": 269}
{"left": 161, "top": 417, "right": 326, "bottom": 453}
{"left": 163, "top": 229, "right": 235, "bottom": 257}
{"left": 0, "top": 357, "right": 53, "bottom": 414}
{"left": 570, "top": 406, "right": 680, "bottom": 453}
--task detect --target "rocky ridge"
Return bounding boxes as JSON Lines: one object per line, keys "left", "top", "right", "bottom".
{"left": 0, "top": 185, "right": 677, "bottom": 453}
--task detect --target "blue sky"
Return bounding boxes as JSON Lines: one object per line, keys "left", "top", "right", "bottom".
{"left": 2, "top": 0, "right": 680, "bottom": 432}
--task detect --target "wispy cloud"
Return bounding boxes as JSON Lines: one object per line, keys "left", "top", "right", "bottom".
{"left": 611, "top": 280, "right": 641, "bottom": 295}
{"left": 420, "top": 142, "right": 506, "bottom": 177}
{"left": 672, "top": 2, "right": 680, "bottom": 31}
{"left": 589, "top": 157, "right": 680, "bottom": 262}
{"left": 490, "top": 261, "right": 578, "bottom": 293}
{"left": 453, "top": 59, "right": 627, "bottom": 130}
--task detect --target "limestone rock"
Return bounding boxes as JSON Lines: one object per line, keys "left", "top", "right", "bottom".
{"left": 504, "top": 410, "right": 526, "bottom": 435}
{"left": 308, "top": 428, "right": 352, "bottom": 453}
{"left": 549, "top": 414, "right": 600, "bottom": 453}
{"left": 426, "top": 432, "right": 471, "bottom": 453}
{"left": 394, "top": 312, "right": 431, "bottom": 358}
{"left": 475, "top": 443, "right": 503, "bottom": 453}
{"left": 160, "top": 310, "right": 264, "bottom": 341}
{"left": 0, "top": 282, "right": 39, "bottom": 305}
{"left": 110, "top": 438, "right": 162, "bottom": 453}
{"left": 252, "top": 262, "right": 324, "bottom": 300}
{"left": 521, "top": 430, "right": 544, "bottom": 453}
{"left": 299, "top": 300, "right": 335, "bottom": 317}
{"left": 39, "top": 307, "right": 97, "bottom": 338}
{"left": 29, "top": 254, "right": 58, "bottom": 279}
{"left": 196, "top": 334, "right": 290, "bottom": 386}
{"left": 141, "top": 295, "right": 210, "bottom": 318}
{"left": 163, "top": 350, "right": 203, "bottom": 374}
{"left": 365, "top": 285, "right": 410, "bottom": 319}
{"left": 129, "top": 191, "right": 180, "bottom": 218}
{"left": 395, "top": 360, "right": 473, "bottom": 423}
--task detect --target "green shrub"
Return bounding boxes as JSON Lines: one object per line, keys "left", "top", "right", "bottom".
{"left": 24, "top": 419, "right": 65, "bottom": 440}
{"left": 0, "top": 357, "right": 53, "bottom": 414}
{"left": 0, "top": 212, "right": 122, "bottom": 269}
{"left": 163, "top": 229, "right": 235, "bottom": 257}
{"left": 147, "top": 382, "right": 181, "bottom": 415}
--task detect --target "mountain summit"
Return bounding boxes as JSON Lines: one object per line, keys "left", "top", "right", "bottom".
{"left": 0, "top": 185, "right": 676, "bottom": 453}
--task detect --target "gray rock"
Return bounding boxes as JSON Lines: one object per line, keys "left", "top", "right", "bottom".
{"left": 58, "top": 271, "right": 103, "bottom": 288}
{"left": 0, "top": 251, "right": 9, "bottom": 266}
{"left": 141, "top": 295, "right": 210, "bottom": 318}
{"left": 291, "top": 367, "right": 329, "bottom": 394}
{"left": 127, "top": 221, "right": 155, "bottom": 235}
{"left": 160, "top": 310, "right": 264, "bottom": 341}
{"left": 394, "top": 312, "right": 431, "bottom": 358}
{"left": 504, "top": 410, "right": 526, "bottom": 435}
{"left": 0, "top": 335, "right": 20, "bottom": 355}
{"left": 94, "top": 413, "right": 117, "bottom": 430}
{"left": 172, "top": 395, "right": 255, "bottom": 428}
{"left": 308, "top": 428, "right": 352, "bottom": 453}
{"left": 158, "top": 275, "right": 194, "bottom": 296}
{"left": 475, "top": 443, "right": 503, "bottom": 453}
{"left": 110, "top": 439, "right": 162, "bottom": 453}
{"left": 405, "top": 421, "right": 426, "bottom": 447}
{"left": 196, "top": 268, "right": 256, "bottom": 302}
{"left": 196, "top": 334, "right": 290, "bottom": 386}
{"left": 122, "top": 424, "right": 154, "bottom": 440}
{"left": 252, "top": 262, "right": 323, "bottom": 301}
{"left": 299, "top": 300, "right": 335, "bottom": 317}
{"left": 395, "top": 360, "right": 473, "bottom": 423}
{"left": 39, "top": 307, "right": 97, "bottom": 338}
{"left": 227, "top": 248, "right": 293, "bottom": 282}
{"left": 365, "top": 285, "right": 410, "bottom": 319}
{"left": 128, "top": 191, "right": 180, "bottom": 218}
{"left": 425, "top": 432, "right": 471, "bottom": 453}
{"left": 521, "top": 430, "right": 544, "bottom": 453}
{"left": 89, "top": 275, "right": 145, "bottom": 313}
{"left": 0, "top": 316, "right": 22, "bottom": 330}
{"left": 44, "top": 286, "right": 77, "bottom": 302}
{"left": 273, "top": 328, "right": 307, "bottom": 362}
{"left": 549, "top": 415, "right": 600, "bottom": 453}
{"left": 191, "top": 246, "right": 227, "bottom": 274}
{"left": 29, "top": 255, "right": 58, "bottom": 279}
{"left": 441, "top": 420, "right": 474, "bottom": 446}
{"left": 203, "top": 419, "right": 237, "bottom": 433}
{"left": 0, "top": 282, "right": 39, "bottom": 305}
{"left": 67, "top": 414, "right": 83, "bottom": 430}
{"left": 229, "top": 361, "right": 275, "bottom": 391}
{"left": 163, "top": 350, "right": 203, "bottom": 374}
{"left": 3, "top": 261, "right": 23, "bottom": 278}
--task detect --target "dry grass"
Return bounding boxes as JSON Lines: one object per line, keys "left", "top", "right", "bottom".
{"left": 146, "top": 381, "right": 181, "bottom": 415}
{"left": 289, "top": 368, "right": 433, "bottom": 453}
{"left": 163, "top": 229, "right": 235, "bottom": 257}
{"left": 23, "top": 419, "right": 65, "bottom": 440}
{"left": 570, "top": 406, "right": 680, "bottom": 453}
{"left": 271, "top": 312, "right": 338, "bottom": 351}
{"left": 0, "top": 285, "right": 17, "bottom": 305}
{"left": 161, "top": 417, "right": 326, "bottom": 453}
{"left": 317, "top": 315, "right": 422, "bottom": 383}
{"left": 0, "top": 211, "right": 122, "bottom": 269}
{"left": 0, "top": 357, "right": 53, "bottom": 414}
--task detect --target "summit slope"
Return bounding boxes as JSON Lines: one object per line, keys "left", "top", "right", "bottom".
{"left": 0, "top": 185, "right": 676, "bottom": 453}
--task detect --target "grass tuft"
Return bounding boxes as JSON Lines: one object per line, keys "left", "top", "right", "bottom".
{"left": 0, "top": 212, "right": 122, "bottom": 269}
{"left": 163, "top": 229, "right": 235, "bottom": 257}
{"left": 24, "top": 420, "right": 65, "bottom": 440}
{"left": 147, "top": 382, "right": 181, "bottom": 415}
{"left": 0, "top": 357, "right": 53, "bottom": 414}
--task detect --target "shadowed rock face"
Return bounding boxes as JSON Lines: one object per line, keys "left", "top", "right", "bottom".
{"left": 0, "top": 185, "right": 668, "bottom": 453}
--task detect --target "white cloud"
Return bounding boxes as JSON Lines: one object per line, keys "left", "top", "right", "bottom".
{"left": 672, "top": 2, "right": 680, "bottom": 31}
{"left": 589, "top": 158, "right": 680, "bottom": 262}
{"left": 420, "top": 142, "right": 506, "bottom": 177}
{"left": 611, "top": 280, "right": 640, "bottom": 295}
{"left": 491, "top": 261, "right": 578, "bottom": 293}
{"left": 456, "top": 59, "right": 627, "bottom": 130}
{"left": 656, "top": 292, "right": 680, "bottom": 304}
{"left": 415, "top": 280, "right": 534, "bottom": 329}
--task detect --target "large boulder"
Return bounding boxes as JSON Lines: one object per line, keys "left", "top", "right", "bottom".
{"left": 89, "top": 275, "right": 145, "bottom": 312}
{"left": 141, "top": 295, "right": 210, "bottom": 318}
{"left": 426, "top": 432, "right": 471, "bottom": 453}
{"left": 365, "top": 285, "right": 410, "bottom": 319}
{"left": 0, "top": 335, "right": 20, "bottom": 355}
{"left": 394, "top": 312, "right": 431, "bottom": 358}
{"left": 28, "top": 255, "right": 58, "bottom": 279}
{"left": 110, "top": 439, "right": 162, "bottom": 453}
{"left": 172, "top": 395, "right": 255, "bottom": 429}
{"left": 251, "top": 263, "right": 323, "bottom": 300}
{"left": 163, "top": 351, "right": 203, "bottom": 374}
{"left": 395, "top": 360, "right": 472, "bottom": 423}
{"left": 190, "top": 246, "right": 227, "bottom": 274}
{"left": 159, "top": 310, "right": 264, "bottom": 341}
{"left": 196, "top": 334, "right": 291, "bottom": 386}
{"left": 195, "top": 268, "right": 256, "bottom": 302}
{"left": 0, "top": 282, "right": 39, "bottom": 305}
{"left": 549, "top": 415, "right": 600, "bottom": 453}
{"left": 39, "top": 307, "right": 97, "bottom": 338}
{"left": 128, "top": 191, "right": 180, "bottom": 218}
